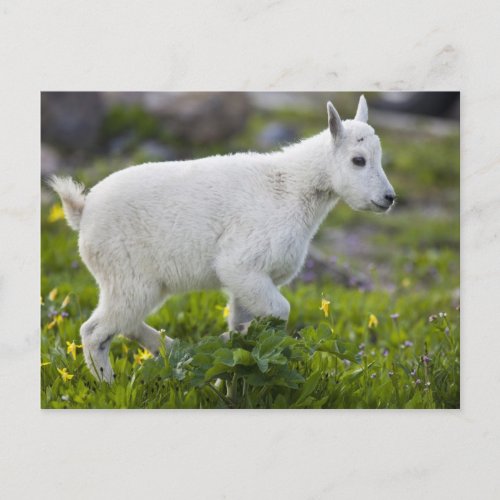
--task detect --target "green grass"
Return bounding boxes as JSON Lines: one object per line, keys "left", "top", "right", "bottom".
{"left": 40, "top": 274, "right": 459, "bottom": 409}
{"left": 41, "top": 103, "right": 459, "bottom": 409}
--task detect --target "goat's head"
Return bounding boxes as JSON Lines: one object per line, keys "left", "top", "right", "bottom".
{"left": 326, "top": 96, "right": 396, "bottom": 213}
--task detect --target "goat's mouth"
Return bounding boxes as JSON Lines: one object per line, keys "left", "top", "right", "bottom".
{"left": 370, "top": 200, "right": 391, "bottom": 211}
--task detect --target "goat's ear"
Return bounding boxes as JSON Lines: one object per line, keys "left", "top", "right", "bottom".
{"left": 327, "top": 101, "right": 344, "bottom": 140}
{"left": 354, "top": 95, "right": 368, "bottom": 122}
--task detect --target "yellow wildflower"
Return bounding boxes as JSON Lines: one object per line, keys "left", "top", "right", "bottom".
{"left": 134, "top": 348, "right": 153, "bottom": 366}
{"left": 40, "top": 296, "right": 45, "bottom": 306}
{"left": 48, "top": 203, "right": 65, "bottom": 223}
{"left": 319, "top": 298, "right": 330, "bottom": 318}
{"left": 47, "top": 313, "right": 65, "bottom": 330}
{"left": 61, "top": 295, "right": 71, "bottom": 308}
{"left": 57, "top": 367, "right": 74, "bottom": 382}
{"left": 216, "top": 305, "right": 230, "bottom": 318}
{"left": 402, "top": 277, "right": 411, "bottom": 288}
{"left": 368, "top": 314, "right": 379, "bottom": 328}
{"left": 66, "top": 341, "right": 82, "bottom": 360}
{"left": 49, "top": 288, "right": 58, "bottom": 301}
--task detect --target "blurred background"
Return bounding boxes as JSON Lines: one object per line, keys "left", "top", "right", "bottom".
{"left": 41, "top": 91, "right": 459, "bottom": 298}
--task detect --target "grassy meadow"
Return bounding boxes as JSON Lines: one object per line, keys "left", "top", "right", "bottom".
{"left": 41, "top": 97, "right": 460, "bottom": 409}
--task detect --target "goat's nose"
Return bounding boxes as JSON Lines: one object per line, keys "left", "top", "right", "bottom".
{"left": 385, "top": 193, "right": 395, "bottom": 204}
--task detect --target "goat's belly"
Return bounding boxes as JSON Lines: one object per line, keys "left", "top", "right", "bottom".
{"left": 151, "top": 244, "right": 220, "bottom": 293}
{"left": 163, "top": 263, "right": 221, "bottom": 293}
{"left": 80, "top": 223, "right": 221, "bottom": 293}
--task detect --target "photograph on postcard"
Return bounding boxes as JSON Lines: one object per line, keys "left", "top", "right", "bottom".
{"left": 40, "top": 92, "right": 459, "bottom": 409}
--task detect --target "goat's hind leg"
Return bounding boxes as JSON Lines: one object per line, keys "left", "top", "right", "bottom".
{"left": 119, "top": 284, "right": 175, "bottom": 354}
{"left": 80, "top": 311, "right": 117, "bottom": 384}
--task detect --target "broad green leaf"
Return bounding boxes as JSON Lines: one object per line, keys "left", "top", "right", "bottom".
{"left": 204, "top": 363, "right": 232, "bottom": 381}
{"left": 232, "top": 348, "right": 255, "bottom": 366}
{"left": 213, "top": 348, "right": 235, "bottom": 366}
{"left": 294, "top": 370, "right": 322, "bottom": 406}
{"left": 255, "top": 356, "right": 269, "bottom": 373}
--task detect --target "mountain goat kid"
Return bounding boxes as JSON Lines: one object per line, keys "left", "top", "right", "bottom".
{"left": 50, "top": 95, "right": 395, "bottom": 383}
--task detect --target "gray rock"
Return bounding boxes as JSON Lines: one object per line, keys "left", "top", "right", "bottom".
{"left": 108, "top": 132, "right": 136, "bottom": 156}
{"left": 142, "top": 92, "right": 251, "bottom": 145}
{"left": 257, "top": 122, "right": 298, "bottom": 150}
{"left": 41, "top": 143, "right": 62, "bottom": 176}
{"left": 41, "top": 92, "right": 105, "bottom": 152}
{"left": 101, "top": 92, "right": 149, "bottom": 108}
{"left": 136, "top": 140, "right": 177, "bottom": 161}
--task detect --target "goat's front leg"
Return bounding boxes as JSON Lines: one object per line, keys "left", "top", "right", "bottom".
{"left": 228, "top": 297, "right": 254, "bottom": 332}
{"left": 123, "top": 322, "right": 175, "bottom": 355}
{"left": 219, "top": 297, "right": 254, "bottom": 342}
{"left": 219, "top": 270, "right": 290, "bottom": 340}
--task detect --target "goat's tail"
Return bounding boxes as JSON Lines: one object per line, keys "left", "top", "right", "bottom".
{"left": 47, "top": 176, "right": 86, "bottom": 231}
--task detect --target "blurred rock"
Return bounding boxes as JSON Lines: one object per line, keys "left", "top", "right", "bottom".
{"left": 296, "top": 255, "right": 373, "bottom": 290}
{"left": 250, "top": 92, "right": 329, "bottom": 111}
{"left": 107, "top": 132, "right": 136, "bottom": 156}
{"left": 41, "top": 143, "right": 62, "bottom": 176}
{"left": 372, "top": 92, "right": 459, "bottom": 119}
{"left": 101, "top": 92, "right": 149, "bottom": 108}
{"left": 136, "top": 140, "right": 177, "bottom": 161}
{"left": 41, "top": 92, "right": 105, "bottom": 152}
{"left": 257, "top": 122, "right": 298, "bottom": 150}
{"left": 302, "top": 244, "right": 373, "bottom": 291}
{"left": 142, "top": 92, "right": 251, "bottom": 145}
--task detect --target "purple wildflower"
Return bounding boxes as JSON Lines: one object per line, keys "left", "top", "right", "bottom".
{"left": 410, "top": 369, "right": 417, "bottom": 377}
{"left": 61, "top": 311, "right": 69, "bottom": 318}
{"left": 422, "top": 355, "right": 430, "bottom": 365}
{"left": 370, "top": 373, "right": 376, "bottom": 379}
{"left": 404, "top": 340, "right": 413, "bottom": 348}
{"left": 301, "top": 271, "right": 316, "bottom": 283}
{"left": 357, "top": 343, "right": 365, "bottom": 356}
{"left": 383, "top": 348, "right": 389, "bottom": 357}
{"left": 415, "top": 378, "right": 421, "bottom": 385}
{"left": 390, "top": 313, "right": 400, "bottom": 320}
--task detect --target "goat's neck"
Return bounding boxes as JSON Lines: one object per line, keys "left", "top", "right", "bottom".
{"left": 273, "top": 130, "right": 340, "bottom": 229}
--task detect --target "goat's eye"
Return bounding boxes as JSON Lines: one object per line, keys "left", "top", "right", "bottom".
{"left": 352, "top": 156, "right": 366, "bottom": 167}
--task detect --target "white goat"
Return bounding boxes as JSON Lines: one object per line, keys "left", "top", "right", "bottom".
{"left": 49, "top": 95, "right": 395, "bottom": 383}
